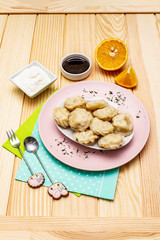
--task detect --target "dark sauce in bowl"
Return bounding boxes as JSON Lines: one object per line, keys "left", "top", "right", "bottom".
{"left": 62, "top": 57, "right": 90, "bottom": 74}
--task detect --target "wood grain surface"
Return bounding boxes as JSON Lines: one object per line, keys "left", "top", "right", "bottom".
{"left": 0, "top": 0, "right": 160, "bottom": 13}
{"left": 0, "top": 12, "right": 160, "bottom": 239}
{"left": 0, "top": 15, "right": 7, "bottom": 45}
{"left": 0, "top": 217, "right": 160, "bottom": 231}
{"left": 0, "top": 14, "right": 36, "bottom": 215}
{"left": 0, "top": 217, "right": 160, "bottom": 239}
{"left": 126, "top": 14, "right": 160, "bottom": 217}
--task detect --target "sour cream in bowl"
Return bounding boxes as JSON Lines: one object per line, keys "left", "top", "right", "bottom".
{"left": 9, "top": 61, "right": 57, "bottom": 98}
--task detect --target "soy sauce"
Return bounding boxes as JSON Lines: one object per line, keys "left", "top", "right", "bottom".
{"left": 62, "top": 57, "right": 90, "bottom": 74}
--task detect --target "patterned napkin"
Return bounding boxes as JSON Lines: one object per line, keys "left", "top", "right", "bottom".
{"left": 16, "top": 119, "right": 119, "bottom": 200}
{"left": 3, "top": 89, "right": 119, "bottom": 200}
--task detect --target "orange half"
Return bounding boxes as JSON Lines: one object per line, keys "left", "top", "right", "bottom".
{"left": 95, "top": 38, "right": 128, "bottom": 71}
{"left": 115, "top": 67, "right": 138, "bottom": 88}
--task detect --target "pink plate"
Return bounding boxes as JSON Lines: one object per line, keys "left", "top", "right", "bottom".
{"left": 38, "top": 81, "right": 150, "bottom": 171}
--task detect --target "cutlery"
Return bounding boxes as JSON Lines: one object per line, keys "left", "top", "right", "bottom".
{"left": 24, "top": 136, "right": 69, "bottom": 200}
{"left": 6, "top": 130, "right": 45, "bottom": 188}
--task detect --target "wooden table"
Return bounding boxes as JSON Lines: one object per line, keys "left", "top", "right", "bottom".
{"left": 0, "top": 1, "right": 160, "bottom": 239}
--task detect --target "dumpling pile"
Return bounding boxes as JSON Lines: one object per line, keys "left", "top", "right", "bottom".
{"left": 53, "top": 96, "right": 134, "bottom": 149}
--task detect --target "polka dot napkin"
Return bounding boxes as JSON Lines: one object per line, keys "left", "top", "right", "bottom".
{"left": 16, "top": 120, "right": 119, "bottom": 200}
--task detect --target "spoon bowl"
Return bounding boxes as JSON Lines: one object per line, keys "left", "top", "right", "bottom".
{"left": 24, "top": 136, "right": 39, "bottom": 153}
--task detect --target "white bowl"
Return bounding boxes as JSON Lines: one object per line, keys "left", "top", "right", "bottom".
{"left": 9, "top": 61, "right": 57, "bottom": 98}
{"left": 60, "top": 53, "right": 91, "bottom": 81}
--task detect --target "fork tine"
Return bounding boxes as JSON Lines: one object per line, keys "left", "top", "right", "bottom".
{"left": 9, "top": 130, "right": 13, "bottom": 140}
{"left": 6, "top": 131, "right": 11, "bottom": 140}
{"left": 11, "top": 129, "right": 16, "bottom": 139}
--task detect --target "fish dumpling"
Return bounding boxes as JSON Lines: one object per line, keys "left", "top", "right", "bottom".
{"left": 90, "top": 117, "right": 114, "bottom": 136}
{"left": 53, "top": 107, "right": 70, "bottom": 128}
{"left": 86, "top": 99, "right": 108, "bottom": 110}
{"left": 74, "top": 130, "right": 99, "bottom": 145}
{"left": 69, "top": 108, "right": 93, "bottom": 131}
{"left": 98, "top": 133, "right": 124, "bottom": 149}
{"left": 64, "top": 96, "right": 86, "bottom": 111}
{"left": 112, "top": 113, "right": 133, "bottom": 136}
{"left": 93, "top": 106, "right": 118, "bottom": 121}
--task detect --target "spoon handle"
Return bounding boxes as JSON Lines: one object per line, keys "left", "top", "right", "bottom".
{"left": 18, "top": 147, "right": 34, "bottom": 175}
{"left": 34, "top": 152, "right": 53, "bottom": 184}
{"left": 35, "top": 152, "right": 69, "bottom": 200}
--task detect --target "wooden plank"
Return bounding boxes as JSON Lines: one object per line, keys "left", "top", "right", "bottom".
{"left": 156, "top": 13, "right": 160, "bottom": 24}
{"left": 30, "top": 232, "right": 160, "bottom": 240}
{"left": 0, "top": 232, "right": 30, "bottom": 240}
{"left": 126, "top": 14, "right": 160, "bottom": 217}
{"left": 95, "top": 14, "right": 142, "bottom": 217}
{"left": 0, "top": 231, "right": 160, "bottom": 240}
{"left": 0, "top": 14, "right": 36, "bottom": 215}
{"left": 54, "top": 14, "right": 98, "bottom": 217}
{"left": 0, "top": 217, "right": 160, "bottom": 232}
{"left": 60, "top": 14, "right": 96, "bottom": 88}
{"left": 0, "top": 0, "right": 160, "bottom": 13}
{"left": 0, "top": 15, "right": 7, "bottom": 46}
{"left": 150, "top": 14, "right": 160, "bottom": 151}
{"left": 6, "top": 14, "right": 65, "bottom": 216}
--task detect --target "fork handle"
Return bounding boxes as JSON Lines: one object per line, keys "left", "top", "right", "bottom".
{"left": 18, "top": 147, "right": 34, "bottom": 175}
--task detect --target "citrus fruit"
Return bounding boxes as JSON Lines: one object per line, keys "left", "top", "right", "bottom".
{"left": 115, "top": 67, "right": 138, "bottom": 88}
{"left": 95, "top": 38, "right": 128, "bottom": 71}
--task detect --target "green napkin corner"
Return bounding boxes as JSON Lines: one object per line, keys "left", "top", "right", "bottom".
{"left": 3, "top": 88, "right": 58, "bottom": 157}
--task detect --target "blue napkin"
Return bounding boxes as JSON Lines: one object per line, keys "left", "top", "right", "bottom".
{"left": 16, "top": 120, "right": 119, "bottom": 200}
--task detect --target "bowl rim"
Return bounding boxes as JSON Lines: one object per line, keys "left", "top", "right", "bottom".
{"left": 60, "top": 53, "right": 92, "bottom": 77}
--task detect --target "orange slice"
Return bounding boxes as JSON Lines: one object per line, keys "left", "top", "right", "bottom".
{"left": 115, "top": 67, "right": 138, "bottom": 88}
{"left": 95, "top": 38, "right": 128, "bottom": 71}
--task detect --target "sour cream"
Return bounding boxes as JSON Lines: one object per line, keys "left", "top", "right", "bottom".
{"left": 14, "top": 66, "right": 50, "bottom": 95}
